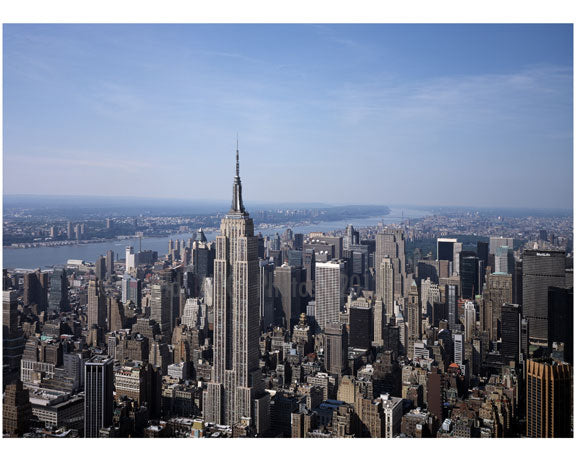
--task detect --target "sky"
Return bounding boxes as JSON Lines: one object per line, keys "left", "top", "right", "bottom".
{"left": 3, "top": 24, "right": 573, "bottom": 209}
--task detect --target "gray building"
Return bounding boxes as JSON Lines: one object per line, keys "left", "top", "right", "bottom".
{"left": 203, "top": 146, "right": 269, "bottom": 433}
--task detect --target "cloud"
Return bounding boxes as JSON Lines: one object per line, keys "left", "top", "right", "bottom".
{"left": 324, "top": 65, "right": 572, "bottom": 131}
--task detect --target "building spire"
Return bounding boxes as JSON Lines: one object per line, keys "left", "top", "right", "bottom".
{"left": 230, "top": 137, "right": 246, "bottom": 214}
{"left": 236, "top": 134, "right": 240, "bottom": 178}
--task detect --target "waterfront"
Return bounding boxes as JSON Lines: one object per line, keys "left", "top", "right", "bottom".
{"left": 2, "top": 207, "right": 429, "bottom": 270}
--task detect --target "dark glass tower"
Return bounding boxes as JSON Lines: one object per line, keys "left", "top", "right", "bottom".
{"left": 460, "top": 253, "right": 479, "bottom": 299}
{"left": 84, "top": 355, "right": 114, "bottom": 438}
{"left": 501, "top": 303, "right": 521, "bottom": 365}
{"left": 522, "top": 250, "right": 566, "bottom": 345}
{"left": 48, "top": 268, "right": 70, "bottom": 313}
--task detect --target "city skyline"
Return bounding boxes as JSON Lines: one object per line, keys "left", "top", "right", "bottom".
{"left": 3, "top": 125, "right": 573, "bottom": 440}
{"left": 3, "top": 24, "right": 573, "bottom": 209}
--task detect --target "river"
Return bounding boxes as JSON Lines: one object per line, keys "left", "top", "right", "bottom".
{"left": 2, "top": 207, "right": 429, "bottom": 270}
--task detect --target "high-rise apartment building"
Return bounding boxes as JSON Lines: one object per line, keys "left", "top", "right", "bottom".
{"left": 84, "top": 355, "right": 114, "bottom": 438}
{"left": 203, "top": 146, "right": 269, "bottom": 434}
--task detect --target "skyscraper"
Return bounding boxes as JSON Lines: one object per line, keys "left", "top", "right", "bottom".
{"left": 48, "top": 268, "right": 69, "bottom": 314}
{"left": 315, "top": 261, "right": 347, "bottom": 331}
{"left": 325, "top": 322, "right": 348, "bottom": 377}
{"left": 526, "top": 359, "right": 572, "bottom": 437}
{"left": 105, "top": 250, "right": 114, "bottom": 278}
{"left": 121, "top": 272, "right": 141, "bottom": 307}
{"left": 303, "top": 248, "right": 316, "bottom": 299}
{"left": 489, "top": 236, "right": 514, "bottom": 255}
{"left": 377, "top": 257, "right": 395, "bottom": 321}
{"left": 476, "top": 241, "right": 489, "bottom": 269}
{"left": 375, "top": 228, "right": 406, "bottom": 299}
{"left": 95, "top": 255, "right": 106, "bottom": 280}
{"left": 463, "top": 301, "right": 476, "bottom": 342}
{"left": 406, "top": 280, "right": 421, "bottom": 359}
{"left": 460, "top": 253, "right": 479, "bottom": 298}
{"left": 107, "top": 296, "right": 125, "bottom": 332}
{"left": 501, "top": 303, "right": 521, "bottom": 365}
{"left": 273, "top": 263, "right": 304, "bottom": 329}
{"left": 150, "top": 283, "right": 171, "bottom": 342}
{"left": 204, "top": 145, "right": 269, "bottom": 433}
{"left": 494, "top": 246, "right": 514, "bottom": 275}
{"left": 437, "top": 238, "right": 457, "bottom": 262}
{"left": 453, "top": 333, "right": 464, "bottom": 367}
{"left": 547, "top": 286, "right": 573, "bottom": 364}
{"left": 482, "top": 272, "right": 513, "bottom": 341}
{"left": 259, "top": 259, "right": 275, "bottom": 329}
{"left": 2, "top": 380, "right": 32, "bottom": 436}
{"left": 522, "top": 250, "right": 566, "bottom": 345}
{"left": 87, "top": 279, "right": 106, "bottom": 330}
{"left": 125, "top": 246, "right": 136, "bottom": 272}
{"left": 3, "top": 290, "right": 26, "bottom": 384}
{"left": 23, "top": 270, "right": 48, "bottom": 311}
{"left": 343, "top": 224, "right": 359, "bottom": 250}
{"left": 84, "top": 355, "right": 114, "bottom": 438}
{"left": 349, "top": 301, "right": 373, "bottom": 349}
{"left": 446, "top": 284, "right": 458, "bottom": 330}
{"left": 3, "top": 290, "right": 19, "bottom": 337}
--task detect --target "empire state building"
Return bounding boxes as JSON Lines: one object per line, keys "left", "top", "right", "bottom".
{"left": 204, "top": 145, "right": 269, "bottom": 434}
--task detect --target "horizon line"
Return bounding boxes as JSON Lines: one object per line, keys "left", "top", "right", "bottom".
{"left": 2, "top": 193, "right": 573, "bottom": 213}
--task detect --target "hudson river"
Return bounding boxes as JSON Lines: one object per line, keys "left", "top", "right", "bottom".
{"left": 2, "top": 207, "right": 429, "bottom": 270}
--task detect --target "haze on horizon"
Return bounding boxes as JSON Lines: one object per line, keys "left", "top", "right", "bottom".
{"left": 3, "top": 24, "right": 573, "bottom": 209}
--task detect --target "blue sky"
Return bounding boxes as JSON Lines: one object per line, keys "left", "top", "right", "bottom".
{"left": 3, "top": 24, "right": 573, "bottom": 208}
